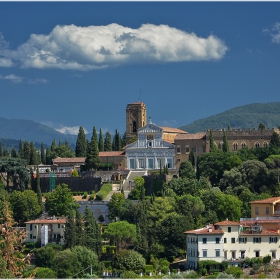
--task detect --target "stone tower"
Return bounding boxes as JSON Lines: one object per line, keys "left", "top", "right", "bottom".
{"left": 126, "top": 102, "right": 147, "bottom": 143}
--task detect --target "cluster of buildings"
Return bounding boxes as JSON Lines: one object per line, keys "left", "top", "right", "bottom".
{"left": 50, "top": 101, "right": 279, "bottom": 173}
{"left": 185, "top": 197, "right": 280, "bottom": 269}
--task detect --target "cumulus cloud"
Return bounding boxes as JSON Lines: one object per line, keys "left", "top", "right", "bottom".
{"left": 264, "top": 23, "right": 280, "bottom": 44}
{"left": 0, "top": 23, "right": 228, "bottom": 70}
{"left": 56, "top": 126, "right": 88, "bottom": 135}
{"left": 0, "top": 74, "right": 23, "bottom": 83}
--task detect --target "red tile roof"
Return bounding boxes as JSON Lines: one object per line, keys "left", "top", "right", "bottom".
{"left": 160, "top": 126, "right": 188, "bottom": 134}
{"left": 184, "top": 225, "right": 224, "bottom": 235}
{"left": 99, "top": 151, "right": 125, "bottom": 157}
{"left": 249, "top": 197, "right": 280, "bottom": 204}
{"left": 53, "top": 157, "right": 86, "bottom": 163}
{"left": 215, "top": 220, "right": 240, "bottom": 226}
{"left": 175, "top": 132, "right": 206, "bottom": 140}
{"left": 25, "top": 218, "right": 67, "bottom": 224}
{"left": 240, "top": 228, "right": 280, "bottom": 236}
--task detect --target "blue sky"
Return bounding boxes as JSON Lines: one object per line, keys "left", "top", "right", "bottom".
{"left": 0, "top": 2, "right": 280, "bottom": 136}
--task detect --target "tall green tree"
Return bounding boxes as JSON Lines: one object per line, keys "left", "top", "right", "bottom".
{"left": 84, "top": 206, "right": 102, "bottom": 258}
{"left": 23, "top": 141, "right": 31, "bottom": 164}
{"left": 223, "top": 130, "right": 229, "bottom": 152}
{"left": 45, "top": 184, "right": 79, "bottom": 216}
{"left": 29, "top": 141, "right": 38, "bottom": 165}
{"left": 86, "top": 127, "right": 100, "bottom": 170}
{"left": 64, "top": 210, "right": 77, "bottom": 249}
{"left": 41, "top": 142, "right": 46, "bottom": 164}
{"left": 121, "top": 131, "right": 127, "bottom": 148}
{"left": 18, "top": 139, "right": 24, "bottom": 159}
{"left": 11, "top": 147, "right": 17, "bottom": 158}
{"left": 179, "top": 161, "right": 196, "bottom": 179}
{"left": 104, "top": 132, "right": 112, "bottom": 151}
{"left": 75, "top": 126, "right": 87, "bottom": 157}
{"left": 36, "top": 166, "right": 43, "bottom": 212}
{"left": 270, "top": 132, "right": 280, "bottom": 147}
{"left": 98, "top": 128, "right": 104, "bottom": 152}
{"left": 209, "top": 129, "right": 216, "bottom": 152}
{"left": 107, "top": 192, "right": 125, "bottom": 221}
{"left": 112, "top": 129, "right": 122, "bottom": 151}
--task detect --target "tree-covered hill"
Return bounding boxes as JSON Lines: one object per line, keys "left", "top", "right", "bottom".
{"left": 179, "top": 102, "right": 280, "bottom": 133}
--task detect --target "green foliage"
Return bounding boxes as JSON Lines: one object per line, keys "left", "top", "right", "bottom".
{"left": 104, "top": 221, "right": 137, "bottom": 251}
{"left": 263, "top": 254, "right": 272, "bottom": 264}
{"left": 71, "top": 169, "right": 79, "bottom": 177}
{"left": 9, "top": 190, "right": 42, "bottom": 224}
{"left": 104, "top": 131, "right": 112, "bottom": 151}
{"left": 216, "top": 272, "right": 234, "bottom": 278}
{"left": 75, "top": 126, "right": 87, "bottom": 157}
{"left": 52, "top": 249, "right": 80, "bottom": 278}
{"left": 98, "top": 162, "right": 114, "bottom": 171}
{"left": 44, "top": 183, "right": 79, "bottom": 216}
{"left": 95, "top": 183, "right": 112, "bottom": 200}
{"left": 34, "top": 245, "right": 56, "bottom": 267}
{"left": 107, "top": 192, "right": 125, "bottom": 221}
{"left": 112, "top": 249, "right": 146, "bottom": 273}
{"left": 121, "top": 270, "right": 140, "bottom": 278}
{"left": 86, "top": 126, "right": 101, "bottom": 170}
{"left": 128, "top": 176, "right": 145, "bottom": 200}
{"left": 225, "top": 266, "right": 243, "bottom": 278}
{"left": 35, "top": 267, "right": 57, "bottom": 278}
{"left": 179, "top": 161, "right": 196, "bottom": 179}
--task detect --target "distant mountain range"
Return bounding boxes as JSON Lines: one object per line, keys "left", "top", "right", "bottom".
{"left": 179, "top": 102, "right": 280, "bottom": 133}
{"left": 0, "top": 102, "right": 279, "bottom": 151}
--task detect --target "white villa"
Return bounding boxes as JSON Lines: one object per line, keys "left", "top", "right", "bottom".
{"left": 125, "top": 121, "right": 176, "bottom": 170}
{"left": 185, "top": 219, "right": 280, "bottom": 270}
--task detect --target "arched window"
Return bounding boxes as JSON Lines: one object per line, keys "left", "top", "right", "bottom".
{"left": 185, "top": 145, "right": 190, "bottom": 153}
{"left": 176, "top": 145, "right": 181, "bottom": 153}
{"left": 233, "top": 142, "right": 238, "bottom": 151}
{"left": 263, "top": 142, "right": 268, "bottom": 148}
{"left": 241, "top": 142, "right": 246, "bottom": 148}
{"left": 255, "top": 142, "right": 260, "bottom": 148}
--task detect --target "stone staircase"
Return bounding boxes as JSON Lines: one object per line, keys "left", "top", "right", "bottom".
{"left": 122, "top": 170, "right": 147, "bottom": 198}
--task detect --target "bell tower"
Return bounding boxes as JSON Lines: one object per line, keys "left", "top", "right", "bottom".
{"left": 126, "top": 102, "right": 147, "bottom": 144}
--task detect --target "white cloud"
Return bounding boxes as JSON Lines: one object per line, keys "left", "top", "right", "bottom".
{"left": 56, "top": 126, "right": 88, "bottom": 135}
{"left": 264, "top": 23, "right": 280, "bottom": 44}
{"left": 0, "top": 74, "right": 23, "bottom": 83}
{"left": 0, "top": 23, "right": 228, "bottom": 70}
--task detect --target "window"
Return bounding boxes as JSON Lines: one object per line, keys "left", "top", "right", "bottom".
{"left": 177, "top": 146, "right": 181, "bottom": 153}
{"left": 30, "top": 224, "right": 33, "bottom": 231}
{"left": 129, "top": 159, "right": 135, "bottom": 170}
{"left": 167, "top": 158, "right": 173, "bottom": 168}
{"left": 253, "top": 237, "right": 261, "bottom": 243}
{"left": 241, "top": 142, "right": 246, "bottom": 148}
{"left": 139, "top": 159, "right": 145, "bottom": 168}
{"left": 215, "top": 250, "right": 220, "bottom": 257}
{"left": 255, "top": 251, "right": 260, "bottom": 257}
{"left": 203, "top": 238, "right": 207, "bottom": 244}
{"left": 233, "top": 142, "right": 238, "bottom": 151}
{"left": 33, "top": 236, "right": 36, "bottom": 239}
{"left": 231, "top": 251, "right": 236, "bottom": 259}
{"left": 148, "top": 159, "right": 154, "bottom": 169}
{"left": 58, "top": 224, "right": 60, "bottom": 228}
{"left": 255, "top": 207, "right": 259, "bottom": 215}
{"left": 269, "top": 237, "right": 278, "bottom": 243}
{"left": 263, "top": 142, "right": 268, "bottom": 148}
{"left": 255, "top": 142, "right": 260, "bottom": 148}
{"left": 239, "top": 237, "right": 247, "bottom": 243}
{"left": 30, "top": 234, "right": 33, "bottom": 239}
{"left": 272, "top": 251, "right": 276, "bottom": 259}
{"left": 203, "top": 250, "right": 207, "bottom": 257}
{"left": 228, "top": 227, "right": 231, "bottom": 233}
{"left": 231, "top": 238, "right": 235, "bottom": 244}
{"left": 224, "top": 238, "right": 227, "bottom": 243}
{"left": 147, "top": 134, "right": 154, "bottom": 140}
{"left": 266, "top": 207, "right": 270, "bottom": 215}
{"left": 185, "top": 146, "right": 190, "bottom": 153}
{"left": 215, "top": 238, "right": 220, "bottom": 244}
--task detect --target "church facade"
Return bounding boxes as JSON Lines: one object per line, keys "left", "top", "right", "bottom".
{"left": 125, "top": 122, "right": 176, "bottom": 170}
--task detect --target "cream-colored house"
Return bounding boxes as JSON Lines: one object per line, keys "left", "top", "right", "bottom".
{"left": 250, "top": 197, "right": 280, "bottom": 219}
{"left": 185, "top": 219, "right": 280, "bottom": 270}
{"left": 25, "top": 216, "right": 66, "bottom": 245}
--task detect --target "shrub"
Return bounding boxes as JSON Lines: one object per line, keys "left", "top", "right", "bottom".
{"left": 83, "top": 191, "right": 88, "bottom": 199}
{"left": 263, "top": 255, "right": 272, "bottom": 264}
{"left": 71, "top": 169, "right": 79, "bottom": 177}
{"left": 145, "top": 265, "right": 153, "bottom": 273}
{"left": 121, "top": 270, "right": 140, "bottom": 278}
{"left": 96, "top": 183, "right": 112, "bottom": 200}
{"left": 35, "top": 267, "right": 57, "bottom": 278}
{"left": 225, "top": 266, "right": 243, "bottom": 278}
{"left": 216, "top": 272, "right": 234, "bottom": 278}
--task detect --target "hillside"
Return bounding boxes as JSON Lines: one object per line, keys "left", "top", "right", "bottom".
{"left": 0, "top": 117, "right": 78, "bottom": 146}
{"left": 179, "top": 102, "right": 280, "bottom": 133}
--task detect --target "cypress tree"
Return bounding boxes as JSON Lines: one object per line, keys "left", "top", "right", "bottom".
{"left": 64, "top": 210, "right": 77, "bottom": 249}
{"left": 75, "top": 126, "right": 87, "bottom": 157}
{"left": 112, "top": 130, "right": 122, "bottom": 151}
{"left": 98, "top": 128, "right": 104, "bottom": 152}
{"left": 84, "top": 206, "right": 102, "bottom": 258}
{"left": 209, "top": 129, "right": 216, "bottom": 153}
{"left": 45, "top": 147, "right": 51, "bottom": 165}
{"left": 2, "top": 149, "right": 9, "bottom": 157}
{"left": 11, "top": 148, "right": 17, "bottom": 158}
{"left": 270, "top": 132, "right": 280, "bottom": 147}
{"left": 189, "top": 148, "right": 195, "bottom": 166}
{"left": 36, "top": 166, "right": 43, "bottom": 213}
{"left": 75, "top": 210, "right": 85, "bottom": 246}
{"left": 136, "top": 201, "right": 148, "bottom": 258}
{"left": 86, "top": 127, "right": 101, "bottom": 170}
{"left": 41, "top": 142, "right": 46, "bottom": 164}
{"left": 121, "top": 132, "right": 127, "bottom": 148}
{"left": 29, "top": 142, "right": 37, "bottom": 165}
{"left": 18, "top": 140, "right": 24, "bottom": 159}
{"left": 222, "top": 130, "right": 229, "bottom": 152}
{"left": 23, "top": 141, "right": 30, "bottom": 164}
{"left": 104, "top": 132, "right": 112, "bottom": 151}
{"left": 51, "top": 139, "right": 56, "bottom": 152}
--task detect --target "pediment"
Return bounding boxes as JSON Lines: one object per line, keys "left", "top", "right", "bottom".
{"left": 138, "top": 123, "right": 162, "bottom": 134}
